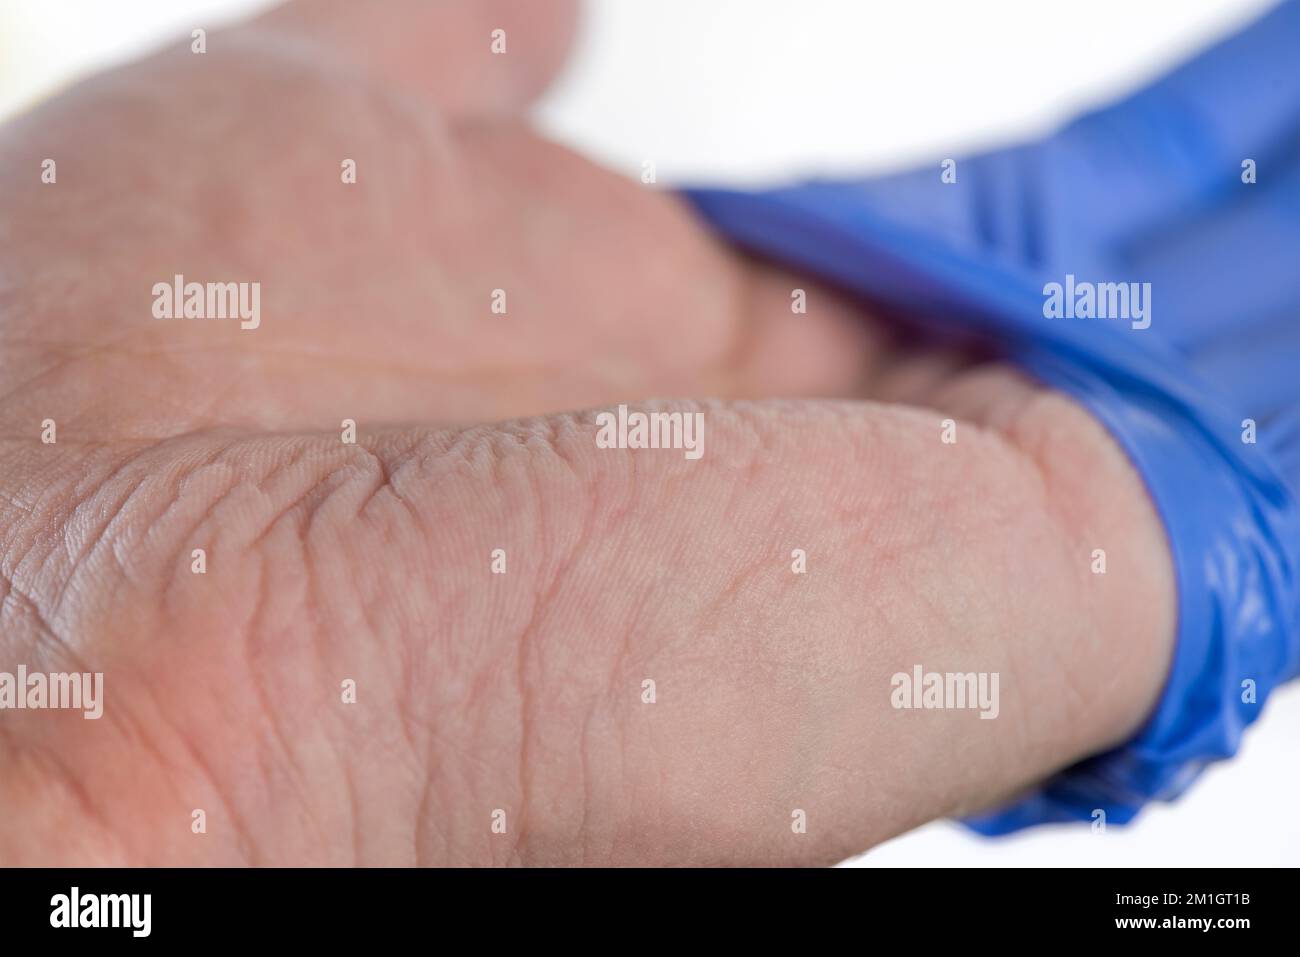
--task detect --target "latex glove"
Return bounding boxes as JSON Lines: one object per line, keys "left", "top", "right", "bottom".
{"left": 685, "top": 0, "right": 1300, "bottom": 831}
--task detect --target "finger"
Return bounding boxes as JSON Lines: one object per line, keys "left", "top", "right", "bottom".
{"left": 1, "top": 392, "right": 1174, "bottom": 864}
{"left": 244, "top": 0, "right": 580, "bottom": 115}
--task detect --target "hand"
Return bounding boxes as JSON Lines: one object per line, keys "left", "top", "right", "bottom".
{"left": 0, "top": 0, "right": 1174, "bottom": 865}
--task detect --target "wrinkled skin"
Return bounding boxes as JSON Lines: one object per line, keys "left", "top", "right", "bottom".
{"left": 0, "top": 0, "right": 1175, "bottom": 865}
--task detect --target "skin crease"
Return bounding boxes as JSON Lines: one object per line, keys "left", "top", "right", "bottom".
{"left": 0, "top": 0, "right": 1176, "bottom": 865}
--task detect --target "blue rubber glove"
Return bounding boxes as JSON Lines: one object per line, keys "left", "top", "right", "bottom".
{"left": 683, "top": 0, "right": 1300, "bottom": 832}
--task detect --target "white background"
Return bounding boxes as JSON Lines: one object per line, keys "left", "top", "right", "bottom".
{"left": 0, "top": 0, "right": 1294, "bottom": 865}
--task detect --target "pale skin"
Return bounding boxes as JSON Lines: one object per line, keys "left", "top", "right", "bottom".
{"left": 0, "top": 0, "right": 1175, "bottom": 865}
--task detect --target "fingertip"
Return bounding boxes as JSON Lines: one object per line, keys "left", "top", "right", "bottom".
{"left": 249, "top": 0, "right": 580, "bottom": 114}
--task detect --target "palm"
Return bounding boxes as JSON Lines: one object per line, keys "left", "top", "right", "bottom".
{"left": 1, "top": 4, "right": 892, "bottom": 443}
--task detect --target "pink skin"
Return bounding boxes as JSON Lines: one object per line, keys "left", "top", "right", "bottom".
{"left": 0, "top": 0, "right": 1174, "bottom": 865}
